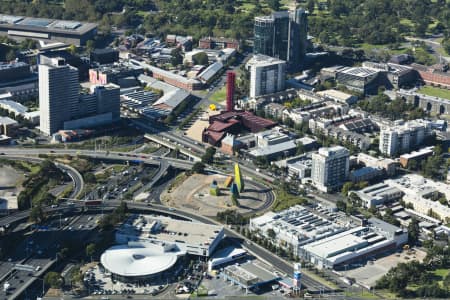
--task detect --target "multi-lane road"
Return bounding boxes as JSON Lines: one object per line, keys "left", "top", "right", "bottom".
{"left": 0, "top": 211, "right": 101, "bottom": 299}
{"left": 0, "top": 200, "right": 336, "bottom": 294}
{"left": 0, "top": 132, "right": 337, "bottom": 295}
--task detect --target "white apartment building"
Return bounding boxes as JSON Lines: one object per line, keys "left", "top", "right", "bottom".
{"left": 311, "top": 146, "right": 350, "bottom": 192}
{"left": 39, "top": 57, "right": 79, "bottom": 135}
{"left": 387, "top": 174, "right": 450, "bottom": 221}
{"left": 246, "top": 54, "right": 286, "bottom": 99}
{"left": 379, "top": 119, "right": 432, "bottom": 157}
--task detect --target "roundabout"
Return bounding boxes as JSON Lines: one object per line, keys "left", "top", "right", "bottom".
{"left": 161, "top": 173, "right": 273, "bottom": 217}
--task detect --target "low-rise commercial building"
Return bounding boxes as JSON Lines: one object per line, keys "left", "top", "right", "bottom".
{"left": 89, "top": 62, "right": 143, "bottom": 86}
{"left": 0, "top": 14, "right": 97, "bottom": 46}
{"left": 116, "top": 215, "right": 224, "bottom": 257}
{"left": 249, "top": 205, "right": 349, "bottom": 257}
{"left": 301, "top": 218, "right": 407, "bottom": 269}
{"left": 399, "top": 146, "right": 434, "bottom": 168}
{"left": 101, "top": 242, "right": 185, "bottom": 283}
{"left": 208, "top": 247, "right": 247, "bottom": 271}
{"left": 130, "top": 59, "right": 202, "bottom": 91}
{"left": 90, "top": 48, "right": 119, "bottom": 64}
{"left": 349, "top": 166, "right": 384, "bottom": 183}
{"left": 0, "top": 62, "right": 31, "bottom": 83}
{"left": 352, "top": 183, "right": 403, "bottom": 208}
{"left": 316, "top": 89, "right": 357, "bottom": 105}
{"left": 387, "top": 174, "right": 450, "bottom": 221}
{"left": 285, "top": 155, "right": 313, "bottom": 179}
{"left": 199, "top": 37, "right": 240, "bottom": 50}
{"left": 197, "top": 61, "right": 223, "bottom": 84}
{"left": 356, "top": 153, "right": 397, "bottom": 176}
{"left": 335, "top": 67, "right": 381, "bottom": 94}
{"left": 223, "top": 262, "right": 278, "bottom": 294}
{"left": 124, "top": 75, "right": 191, "bottom": 120}
{"left": 250, "top": 206, "right": 407, "bottom": 269}
{"left": 362, "top": 62, "right": 417, "bottom": 89}
{"left": 0, "top": 116, "right": 19, "bottom": 137}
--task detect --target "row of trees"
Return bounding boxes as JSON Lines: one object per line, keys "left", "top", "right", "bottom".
{"left": 98, "top": 201, "right": 128, "bottom": 230}
{"left": 358, "top": 93, "right": 427, "bottom": 121}
{"left": 17, "top": 160, "right": 67, "bottom": 211}
{"left": 406, "top": 144, "right": 448, "bottom": 182}
{"left": 376, "top": 241, "right": 450, "bottom": 297}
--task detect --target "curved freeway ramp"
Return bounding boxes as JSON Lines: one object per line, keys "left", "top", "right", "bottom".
{"left": 0, "top": 155, "right": 84, "bottom": 199}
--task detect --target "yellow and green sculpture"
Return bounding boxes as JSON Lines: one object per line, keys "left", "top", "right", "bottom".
{"left": 210, "top": 180, "right": 220, "bottom": 196}
{"left": 234, "top": 163, "right": 244, "bottom": 193}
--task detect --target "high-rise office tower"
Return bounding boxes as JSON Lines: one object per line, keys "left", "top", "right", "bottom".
{"left": 39, "top": 57, "right": 79, "bottom": 136}
{"left": 254, "top": 9, "right": 307, "bottom": 70}
{"left": 311, "top": 146, "right": 350, "bottom": 192}
{"left": 226, "top": 71, "right": 235, "bottom": 112}
{"left": 39, "top": 56, "right": 121, "bottom": 136}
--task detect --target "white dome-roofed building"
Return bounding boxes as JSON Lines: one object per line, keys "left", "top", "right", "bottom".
{"left": 100, "top": 242, "right": 185, "bottom": 283}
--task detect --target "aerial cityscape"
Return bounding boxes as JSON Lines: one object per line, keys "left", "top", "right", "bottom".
{"left": 0, "top": 0, "right": 449, "bottom": 299}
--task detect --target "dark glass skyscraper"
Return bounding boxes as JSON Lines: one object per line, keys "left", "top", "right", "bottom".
{"left": 254, "top": 9, "right": 308, "bottom": 70}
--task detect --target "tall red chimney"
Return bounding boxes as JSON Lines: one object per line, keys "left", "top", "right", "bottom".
{"left": 226, "top": 71, "right": 236, "bottom": 112}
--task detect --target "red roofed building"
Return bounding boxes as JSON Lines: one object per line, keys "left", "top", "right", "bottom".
{"left": 202, "top": 111, "right": 276, "bottom": 146}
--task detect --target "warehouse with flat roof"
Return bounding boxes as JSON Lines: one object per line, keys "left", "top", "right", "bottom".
{"left": 301, "top": 218, "right": 407, "bottom": 269}
{"left": 115, "top": 214, "right": 224, "bottom": 257}
{"left": 0, "top": 14, "right": 97, "bottom": 46}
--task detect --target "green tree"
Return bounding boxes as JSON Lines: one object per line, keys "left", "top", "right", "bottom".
{"left": 44, "top": 272, "right": 64, "bottom": 289}
{"left": 5, "top": 49, "right": 15, "bottom": 61}
{"left": 296, "top": 142, "right": 305, "bottom": 155}
{"left": 192, "top": 52, "right": 209, "bottom": 65}
{"left": 307, "top": 0, "right": 315, "bottom": 13}
{"left": 201, "top": 147, "right": 216, "bottom": 164}
{"left": 84, "top": 172, "right": 97, "bottom": 184}
{"left": 30, "top": 204, "right": 45, "bottom": 223}
{"left": 336, "top": 199, "right": 347, "bottom": 211}
{"left": 267, "top": 228, "right": 276, "bottom": 240}
{"left": 407, "top": 218, "right": 420, "bottom": 246}
{"left": 67, "top": 44, "right": 78, "bottom": 55}
{"left": 267, "top": 0, "right": 280, "bottom": 11}
{"left": 341, "top": 182, "right": 354, "bottom": 196}
{"left": 231, "top": 193, "right": 240, "bottom": 207}
{"left": 86, "top": 243, "right": 96, "bottom": 261}
{"left": 171, "top": 48, "right": 183, "bottom": 66}
{"left": 85, "top": 40, "right": 95, "bottom": 53}
{"left": 191, "top": 162, "right": 205, "bottom": 174}
{"left": 443, "top": 38, "right": 450, "bottom": 55}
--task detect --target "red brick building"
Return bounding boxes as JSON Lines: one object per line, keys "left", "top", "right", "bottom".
{"left": 412, "top": 63, "right": 450, "bottom": 89}
{"left": 199, "top": 37, "right": 240, "bottom": 51}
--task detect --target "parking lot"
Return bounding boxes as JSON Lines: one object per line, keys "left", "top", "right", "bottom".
{"left": 86, "top": 264, "right": 169, "bottom": 296}
{"left": 341, "top": 248, "right": 427, "bottom": 288}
